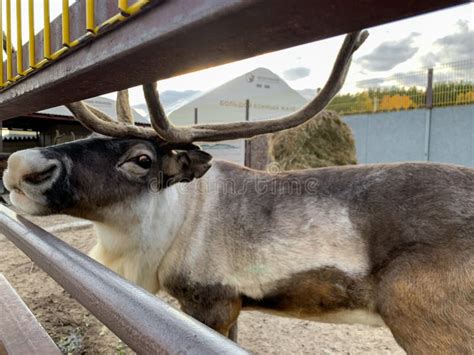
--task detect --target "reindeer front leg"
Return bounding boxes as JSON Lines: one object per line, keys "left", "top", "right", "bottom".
{"left": 165, "top": 277, "right": 242, "bottom": 341}
{"left": 180, "top": 296, "right": 242, "bottom": 341}
{"left": 228, "top": 321, "right": 239, "bottom": 342}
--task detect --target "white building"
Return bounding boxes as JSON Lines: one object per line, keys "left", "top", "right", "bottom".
{"left": 168, "top": 68, "right": 308, "bottom": 164}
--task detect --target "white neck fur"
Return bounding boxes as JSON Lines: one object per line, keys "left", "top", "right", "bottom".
{"left": 89, "top": 185, "right": 187, "bottom": 292}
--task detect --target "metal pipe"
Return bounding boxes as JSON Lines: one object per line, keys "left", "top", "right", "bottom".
{"left": 6, "top": 0, "right": 12, "bottom": 80}
{"left": 43, "top": 0, "right": 51, "bottom": 58}
{"left": 244, "top": 99, "right": 251, "bottom": 167}
{"left": 16, "top": 0, "right": 23, "bottom": 75}
{"left": 125, "top": 0, "right": 151, "bottom": 16}
{"left": 86, "top": 0, "right": 95, "bottom": 33}
{"left": 62, "top": 0, "right": 70, "bottom": 46}
{"left": 426, "top": 68, "right": 434, "bottom": 108}
{"left": 0, "top": 205, "right": 248, "bottom": 355}
{"left": 28, "top": 0, "right": 35, "bottom": 68}
{"left": 0, "top": 1, "right": 3, "bottom": 86}
{"left": 119, "top": 0, "right": 128, "bottom": 14}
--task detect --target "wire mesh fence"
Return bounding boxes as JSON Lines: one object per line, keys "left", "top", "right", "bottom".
{"left": 431, "top": 60, "right": 474, "bottom": 107}
{"left": 327, "top": 59, "right": 474, "bottom": 115}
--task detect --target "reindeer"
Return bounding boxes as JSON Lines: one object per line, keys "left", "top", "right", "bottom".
{"left": 3, "top": 31, "right": 473, "bottom": 354}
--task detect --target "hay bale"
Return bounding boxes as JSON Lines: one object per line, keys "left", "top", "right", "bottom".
{"left": 269, "top": 111, "right": 357, "bottom": 170}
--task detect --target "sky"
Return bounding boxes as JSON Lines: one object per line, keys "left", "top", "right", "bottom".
{"left": 2, "top": 1, "right": 473, "bottom": 106}
{"left": 124, "top": 3, "right": 473, "bottom": 105}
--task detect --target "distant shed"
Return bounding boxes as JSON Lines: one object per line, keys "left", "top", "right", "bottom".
{"left": 1, "top": 97, "right": 148, "bottom": 154}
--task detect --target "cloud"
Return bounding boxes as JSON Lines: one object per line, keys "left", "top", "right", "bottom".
{"left": 356, "top": 78, "right": 385, "bottom": 89}
{"left": 356, "top": 71, "right": 430, "bottom": 89}
{"left": 282, "top": 67, "right": 311, "bottom": 81}
{"left": 356, "top": 33, "right": 420, "bottom": 71}
{"left": 419, "top": 52, "right": 438, "bottom": 68}
{"left": 420, "top": 20, "right": 473, "bottom": 67}
{"left": 394, "top": 73, "right": 428, "bottom": 87}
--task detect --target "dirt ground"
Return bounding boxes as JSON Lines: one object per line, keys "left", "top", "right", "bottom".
{"left": 0, "top": 213, "right": 404, "bottom": 354}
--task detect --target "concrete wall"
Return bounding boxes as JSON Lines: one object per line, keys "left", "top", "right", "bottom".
{"left": 343, "top": 104, "right": 474, "bottom": 168}
{"left": 429, "top": 105, "right": 474, "bottom": 167}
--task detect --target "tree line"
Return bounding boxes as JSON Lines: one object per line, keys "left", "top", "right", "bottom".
{"left": 327, "top": 82, "right": 474, "bottom": 114}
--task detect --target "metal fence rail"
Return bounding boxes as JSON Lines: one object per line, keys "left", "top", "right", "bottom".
{"left": 0, "top": 204, "right": 248, "bottom": 354}
{"left": 431, "top": 60, "right": 474, "bottom": 107}
{"left": 0, "top": 0, "right": 156, "bottom": 89}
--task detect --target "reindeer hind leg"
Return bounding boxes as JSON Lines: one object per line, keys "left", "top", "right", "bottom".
{"left": 376, "top": 248, "right": 474, "bottom": 355}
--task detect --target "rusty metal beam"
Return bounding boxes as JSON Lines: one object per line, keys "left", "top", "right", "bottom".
{"left": 0, "top": 0, "right": 469, "bottom": 119}
{"left": 0, "top": 205, "right": 248, "bottom": 355}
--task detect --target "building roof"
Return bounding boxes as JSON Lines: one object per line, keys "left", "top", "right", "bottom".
{"left": 39, "top": 96, "right": 149, "bottom": 125}
{"left": 160, "top": 68, "right": 309, "bottom": 165}
{"left": 168, "top": 67, "right": 308, "bottom": 125}
{"left": 2, "top": 133, "right": 38, "bottom": 141}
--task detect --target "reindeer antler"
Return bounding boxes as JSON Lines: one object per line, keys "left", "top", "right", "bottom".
{"left": 65, "top": 89, "right": 160, "bottom": 139}
{"left": 67, "top": 30, "right": 368, "bottom": 144}
{"left": 116, "top": 90, "right": 135, "bottom": 124}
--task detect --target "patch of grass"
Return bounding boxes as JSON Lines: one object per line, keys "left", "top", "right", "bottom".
{"left": 56, "top": 327, "right": 84, "bottom": 355}
{"left": 115, "top": 341, "right": 128, "bottom": 355}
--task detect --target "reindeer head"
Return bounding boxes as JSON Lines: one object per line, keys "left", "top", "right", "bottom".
{"left": 3, "top": 31, "right": 367, "bottom": 219}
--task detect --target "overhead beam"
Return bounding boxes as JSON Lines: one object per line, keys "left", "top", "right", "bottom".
{"left": 0, "top": 0, "right": 469, "bottom": 119}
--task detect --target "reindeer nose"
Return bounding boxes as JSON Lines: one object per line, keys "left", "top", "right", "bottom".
{"left": 23, "top": 164, "right": 58, "bottom": 185}
{"left": 3, "top": 149, "right": 61, "bottom": 191}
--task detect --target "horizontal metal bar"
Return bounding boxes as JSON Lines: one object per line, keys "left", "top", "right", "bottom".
{"left": 0, "top": 205, "right": 248, "bottom": 355}
{"left": 0, "top": 273, "right": 61, "bottom": 354}
{"left": 0, "top": 0, "right": 469, "bottom": 119}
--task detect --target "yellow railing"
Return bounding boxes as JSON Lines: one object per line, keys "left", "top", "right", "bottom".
{"left": 0, "top": 0, "right": 152, "bottom": 89}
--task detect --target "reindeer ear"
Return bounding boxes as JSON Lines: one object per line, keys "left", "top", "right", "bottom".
{"left": 162, "top": 150, "right": 212, "bottom": 184}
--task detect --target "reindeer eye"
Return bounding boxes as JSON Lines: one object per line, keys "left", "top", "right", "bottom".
{"left": 134, "top": 155, "right": 152, "bottom": 169}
